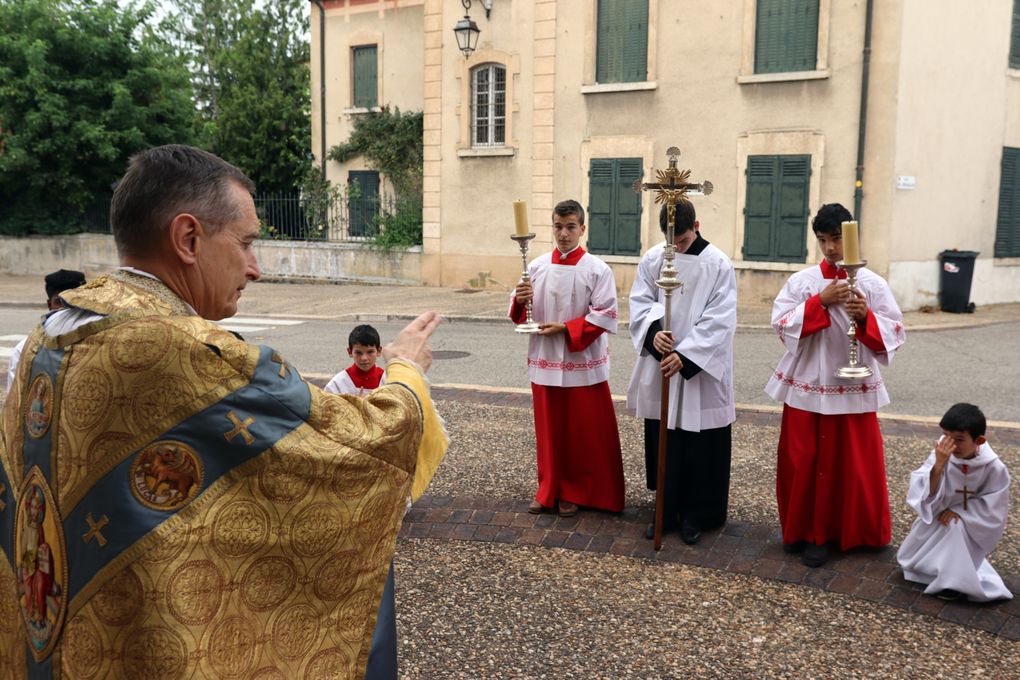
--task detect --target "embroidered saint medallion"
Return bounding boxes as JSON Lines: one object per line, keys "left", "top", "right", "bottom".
{"left": 24, "top": 374, "right": 54, "bottom": 439}
{"left": 130, "top": 441, "right": 205, "bottom": 511}
{"left": 15, "top": 467, "right": 68, "bottom": 661}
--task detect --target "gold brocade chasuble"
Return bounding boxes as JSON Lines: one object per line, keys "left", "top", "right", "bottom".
{"left": 0, "top": 271, "right": 447, "bottom": 679}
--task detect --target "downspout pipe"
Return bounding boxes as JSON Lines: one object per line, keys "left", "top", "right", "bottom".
{"left": 311, "top": 0, "right": 327, "bottom": 180}
{"left": 854, "top": 0, "right": 874, "bottom": 221}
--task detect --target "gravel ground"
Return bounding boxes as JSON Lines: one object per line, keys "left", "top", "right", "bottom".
{"left": 431, "top": 400, "right": 1020, "bottom": 575}
{"left": 394, "top": 540, "right": 1020, "bottom": 679}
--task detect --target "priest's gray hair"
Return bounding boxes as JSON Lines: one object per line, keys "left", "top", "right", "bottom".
{"left": 111, "top": 144, "right": 256, "bottom": 257}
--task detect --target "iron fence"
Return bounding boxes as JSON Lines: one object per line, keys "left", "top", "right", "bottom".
{"left": 75, "top": 190, "right": 404, "bottom": 243}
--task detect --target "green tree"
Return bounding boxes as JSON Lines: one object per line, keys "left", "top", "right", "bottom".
{"left": 0, "top": 0, "right": 198, "bottom": 234}
{"left": 329, "top": 107, "right": 424, "bottom": 248}
{"left": 164, "top": 0, "right": 311, "bottom": 193}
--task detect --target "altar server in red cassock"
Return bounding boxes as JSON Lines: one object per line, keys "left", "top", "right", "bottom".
{"left": 510, "top": 199, "right": 624, "bottom": 517}
{"left": 766, "top": 203, "right": 906, "bottom": 567}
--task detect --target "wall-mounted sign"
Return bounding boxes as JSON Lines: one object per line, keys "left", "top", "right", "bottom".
{"left": 896, "top": 175, "right": 916, "bottom": 190}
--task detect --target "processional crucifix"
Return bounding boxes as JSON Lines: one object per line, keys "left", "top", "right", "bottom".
{"left": 633, "top": 146, "right": 714, "bottom": 551}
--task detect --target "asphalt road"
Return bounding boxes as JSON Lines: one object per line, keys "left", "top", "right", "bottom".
{"left": 2, "top": 308, "right": 1018, "bottom": 423}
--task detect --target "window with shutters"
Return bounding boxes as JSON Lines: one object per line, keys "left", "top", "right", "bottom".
{"left": 743, "top": 155, "right": 811, "bottom": 262}
{"left": 995, "top": 147, "right": 1020, "bottom": 257}
{"left": 352, "top": 45, "right": 378, "bottom": 109}
{"left": 471, "top": 64, "right": 506, "bottom": 147}
{"left": 754, "top": 0, "right": 819, "bottom": 74}
{"left": 588, "top": 158, "right": 643, "bottom": 256}
{"left": 1011, "top": 0, "right": 1020, "bottom": 69}
{"left": 596, "top": 0, "right": 649, "bottom": 84}
{"left": 348, "top": 171, "right": 380, "bottom": 238}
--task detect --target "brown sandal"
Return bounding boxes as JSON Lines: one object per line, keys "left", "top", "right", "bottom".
{"left": 528, "top": 500, "right": 545, "bottom": 514}
{"left": 557, "top": 501, "right": 578, "bottom": 517}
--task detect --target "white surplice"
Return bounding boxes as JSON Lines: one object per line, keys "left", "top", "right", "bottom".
{"left": 513, "top": 250, "right": 618, "bottom": 388}
{"left": 765, "top": 264, "right": 906, "bottom": 415}
{"left": 626, "top": 240, "right": 737, "bottom": 432}
{"left": 897, "top": 443, "right": 1012, "bottom": 601}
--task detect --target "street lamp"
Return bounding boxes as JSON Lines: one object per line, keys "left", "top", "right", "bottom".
{"left": 453, "top": 0, "right": 481, "bottom": 58}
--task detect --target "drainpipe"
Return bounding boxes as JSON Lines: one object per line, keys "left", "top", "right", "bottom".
{"left": 311, "top": 0, "right": 327, "bottom": 180}
{"left": 853, "top": 0, "right": 874, "bottom": 221}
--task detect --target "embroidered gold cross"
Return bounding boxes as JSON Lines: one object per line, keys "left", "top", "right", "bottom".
{"left": 272, "top": 352, "right": 291, "bottom": 379}
{"left": 955, "top": 484, "right": 973, "bottom": 511}
{"left": 224, "top": 411, "right": 256, "bottom": 445}
{"left": 0, "top": 483, "right": 6, "bottom": 512}
{"left": 84, "top": 513, "right": 109, "bottom": 547}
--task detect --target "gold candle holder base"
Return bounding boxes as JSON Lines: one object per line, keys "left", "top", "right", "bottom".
{"left": 835, "top": 260, "right": 874, "bottom": 380}
{"left": 511, "top": 233, "right": 541, "bottom": 334}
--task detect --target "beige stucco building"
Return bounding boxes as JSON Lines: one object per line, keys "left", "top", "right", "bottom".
{"left": 311, "top": 0, "right": 1020, "bottom": 310}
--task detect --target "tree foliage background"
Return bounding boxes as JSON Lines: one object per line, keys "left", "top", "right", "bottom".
{"left": 0, "top": 0, "right": 196, "bottom": 234}
{"left": 0, "top": 0, "right": 312, "bottom": 235}
{"left": 164, "top": 0, "right": 311, "bottom": 194}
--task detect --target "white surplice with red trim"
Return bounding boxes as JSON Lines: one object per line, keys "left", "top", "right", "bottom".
{"left": 514, "top": 250, "right": 618, "bottom": 387}
{"left": 626, "top": 240, "right": 737, "bottom": 432}
{"left": 765, "top": 261, "right": 906, "bottom": 415}
{"left": 897, "top": 443, "right": 1012, "bottom": 601}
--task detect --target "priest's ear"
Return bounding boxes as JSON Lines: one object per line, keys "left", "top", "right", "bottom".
{"left": 167, "top": 213, "right": 204, "bottom": 265}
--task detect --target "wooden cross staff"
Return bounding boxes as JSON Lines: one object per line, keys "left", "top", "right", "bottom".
{"left": 632, "top": 146, "right": 713, "bottom": 551}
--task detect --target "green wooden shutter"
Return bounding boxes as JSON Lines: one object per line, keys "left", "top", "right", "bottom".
{"left": 353, "top": 46, "right": 378, "bottom": 108}
{"left": 614, "top": 159, "right": 643, "bottom": 255}
{"left": 588, "top": 158, "right": 643, "bottom": 256}
{"left": 348, "top": 171, "right": 380, "bottom": 237}
{"left": 596, "top": 0, "right": 648, "bottom": 83}
{"left": 743, "top": 154, "right": 810, "bottom": 262}
{"left": 1011, "top": 1, "right": 1020, "bottom": 69}
{"left": 588, "top": 160, "right": 615, "bottom": 253}
{"left": 995, "top": 147, "right": 1020, "bottom": 257}
{"left": 755, "top": 0, "right": 819, "bottom": 74}
{"left": 777, "top": 155, "right": 810, "bottom": 260}
{"left": 743, "top": 156, "right": 776, "bottom": 260}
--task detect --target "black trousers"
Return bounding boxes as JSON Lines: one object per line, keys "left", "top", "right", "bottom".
{"left": 643, "top": 419, "right": 732, "bottom": 529}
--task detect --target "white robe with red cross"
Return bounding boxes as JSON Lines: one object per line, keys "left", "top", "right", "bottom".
{"left": 897, "top": 443, "right": 1012, "bottom": 602}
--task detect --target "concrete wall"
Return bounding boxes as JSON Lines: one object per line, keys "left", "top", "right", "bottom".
{"left": 0, "top": 235, "right": 422, "bottom": 285}
{"left": 885, "top": 0, "right": 1020, "bottom": 308}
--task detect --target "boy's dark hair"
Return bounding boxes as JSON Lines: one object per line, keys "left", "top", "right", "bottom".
{"left": 811, "top": 203, "right": 853, "bottom": 235}
{"left": 348, "top": 324, "right": 381, "bottom": 349}
{"left": 44, "top": 269, "right": 86, "bottom": 300}
{"left": 553, "top": 199, "right": 585, "bottom": 225}
{"left": 939, "top": 402, "right": 987, "bottom": 439}
{"left": 659, "top": 201, "right": 697, "bottom": 235}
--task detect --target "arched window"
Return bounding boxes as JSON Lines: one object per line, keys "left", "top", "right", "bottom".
{"left": 471, "top": 63, "right": 506, "bottom": 147}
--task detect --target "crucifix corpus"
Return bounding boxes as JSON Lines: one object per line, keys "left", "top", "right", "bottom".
{"left": 633, "top": 146, "right": 714, "bottom": 551}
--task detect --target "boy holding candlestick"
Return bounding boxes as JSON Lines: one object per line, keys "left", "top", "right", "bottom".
{"left": 765, "top": 203, "right": 906, "bottom": 567}
{"left": 897, "top": 403, "right": 1012, "bottom": 602}
{"left": 510, "top": 199, "right": 624, "bottom": 517}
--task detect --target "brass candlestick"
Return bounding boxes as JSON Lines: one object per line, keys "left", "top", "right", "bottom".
{"left": 511, "top": 233, "right": 540, "bottom": 334}
{"left": 835, "top": 260, "right": 874, "bottom": 379}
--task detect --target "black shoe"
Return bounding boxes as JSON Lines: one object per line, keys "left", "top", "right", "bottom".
{"left": 644, "top": 519, "right": 679, "bottom": 540}
{"left": 936, "top": 589, "right": 964, "bottom": 601}
{"left": 801, "top": 543, "right": 828, "bottom": 568}
{"left": 783, "top": 541, "right": 807, "bottom": 554}
{"left": 680, "top": 519, "right": 702, "bottom": 545}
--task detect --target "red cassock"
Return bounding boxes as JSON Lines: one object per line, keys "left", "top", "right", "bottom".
{"left": 510, "top": 248, "right": 624, "bottom": 512}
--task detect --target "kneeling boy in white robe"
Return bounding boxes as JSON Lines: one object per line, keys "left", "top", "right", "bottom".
{"left": 897, "top": 403, "right": 1012, "bottom": 602}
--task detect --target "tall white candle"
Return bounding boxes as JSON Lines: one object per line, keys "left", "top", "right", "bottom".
{"left": 513, "top": 200, "right": 529, "bottom": 237}
{"left": 841, "top": 221, "right": 861, "bottom": 264}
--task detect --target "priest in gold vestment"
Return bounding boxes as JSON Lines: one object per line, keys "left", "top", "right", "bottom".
{"left": 0, "top": 145, "right": 447, "bottom": 679}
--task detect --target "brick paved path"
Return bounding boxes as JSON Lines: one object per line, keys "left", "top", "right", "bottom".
{"left": 414, "top": 386, "right": 1020, "bottom": 641}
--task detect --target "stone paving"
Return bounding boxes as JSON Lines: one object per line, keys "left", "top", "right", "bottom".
{"left": 398, "top": 386, "right": 1020, "bottom": 641}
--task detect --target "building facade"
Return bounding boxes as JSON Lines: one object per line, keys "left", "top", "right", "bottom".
{"left": 311, "top": 0, "right": 1020, "bottom": 309}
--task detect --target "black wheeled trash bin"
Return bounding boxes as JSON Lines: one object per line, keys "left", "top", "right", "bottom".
{"left": 938, "top": 250, "right": 978, "bottom": 313}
